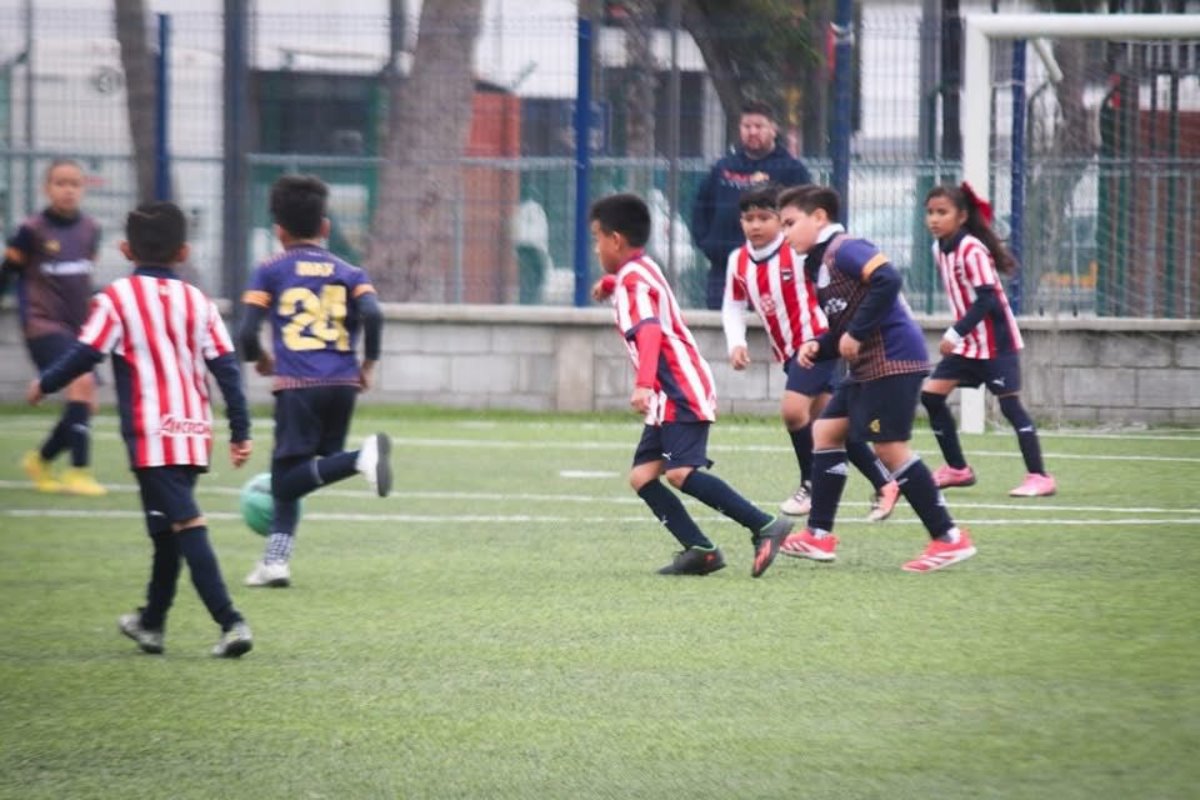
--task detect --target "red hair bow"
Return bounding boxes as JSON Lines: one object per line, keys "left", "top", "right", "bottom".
{"left": 960, "top": 182, "right": 994, "bottom": 225}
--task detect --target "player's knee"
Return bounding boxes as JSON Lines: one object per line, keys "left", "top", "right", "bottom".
{"left": 628, "top": 466, "right": 658, "bottom": 492}
{"left": 664, "top": 467, "right": 693, "bottom": 489}
{"left": 920, "top": 391, "right": 946, "bottom": 415}
{"left": 171, "top": 515, "right": 205, "bottom": 532}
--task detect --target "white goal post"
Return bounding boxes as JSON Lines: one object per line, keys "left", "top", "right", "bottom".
{"left": 958, "top": 13, "right": 1200, "bottom": 433}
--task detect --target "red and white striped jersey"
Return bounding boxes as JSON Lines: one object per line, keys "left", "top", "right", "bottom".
{"left": 722, "top": 237, "right": 828, "bottom": 362}
{"left": 611, "top": 253, "right": 717, "bottom": 425}
{"left": 78, "top": 274, "right": 236, "bottom": 468}
{"left": 935, "top": 233, "right": 1023, "bottom": 359}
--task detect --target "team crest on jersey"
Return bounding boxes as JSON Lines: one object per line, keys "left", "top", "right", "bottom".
{"left": 760, "top": 296, "right": 778, "bottom": 315}
{"left": 781, "top": 269, "right": 794, "bottom": 283}
{"left": 824, "top": 297, "right": 848, "bottom": 316}
{"left": 45, "top": 239, "right": 60, "bottom": 255}
{"left": 817, "top": 264, "right": 831, "bottom": 288}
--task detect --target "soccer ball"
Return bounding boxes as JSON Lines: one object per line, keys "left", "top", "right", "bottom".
{"left": 239, "top": 472, "right": 301, "bottom": 537}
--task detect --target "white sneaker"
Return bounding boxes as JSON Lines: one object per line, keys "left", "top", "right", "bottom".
{"left": 779, "top": 483, "right": 812, "bottom": 516}
{"left": 212, "top": 622, "right": 253, "bottom": 658}
{"left": 245, "top": 560, "right": 291, "bottom": 588}
{"left": 118, "top": 612, "right": 164, "bottom": 654}
{"left": 356, "top": 432, "right": 393, "bottom": 497}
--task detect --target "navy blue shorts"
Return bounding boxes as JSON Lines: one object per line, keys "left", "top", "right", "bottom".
{"left": 784, "top": 358, "right": 837, "bottom": 397}
{"left": 134, "top": 466, "right": 202, "bottom": 534}
{"left": 632, "top": 422, "right": 714, "bottom": 470}
{"left": 930, "top": 352, "right": 1023, "bottom": 395}
{"left": 273, "top": 385, "right": 358, "bottom": 460}
{"left": 26, "top": 332, "right": 76, "bottom": 371}
{"left": 821, "top": 372, "right": 927, "bottom": 443}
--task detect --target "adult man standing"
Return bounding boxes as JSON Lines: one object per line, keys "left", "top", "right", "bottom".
{"left": 691, "top": 100, "right": 812, "bottom": 310}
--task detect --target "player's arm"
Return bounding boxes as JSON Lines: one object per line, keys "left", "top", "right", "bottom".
{"left": 0, "top": 226, "right": 34, "bottom": 298}
{"left": 204, "top": 304, "right": 252, "bottom": 446}
{"left": 29, "top": 294, "right": 117, "bottom": 403}
{"left": 33, "top": 343, "right": 104, "bottom": 401}
{"left": 356, "top": 289, "right": 383, "bottom": 388}
{"left": 844, "top": 255, "right": 902, "bottom": 345}
{"left": 945, "top": 247, "right": 1000, "bottom": 347}
{"left": 720, "top": 254, "right": 750, "bottom": 366}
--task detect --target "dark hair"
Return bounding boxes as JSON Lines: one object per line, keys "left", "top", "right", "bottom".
{"left": 45, "top": 158, "right": 83, "bottom": 182}
{"left": 778, "top": 184, "right": 840, "bottom": 223}
{"left": 270, "top": 174, "right": 329, "bottom": 238}
{"left": 925, "top": 184, "right": 1016, "bottom": 275}
{"left": 740, "top": 100, "right": 776, "bottom": 121}
{"left": 126, "top": 202, "right": 187, "bottom": 264}
{"left": 589, "top": 193, "right": 651, "bottom": 248}
{"left": 738, "top": 184, "right": 779, "bottom": 214}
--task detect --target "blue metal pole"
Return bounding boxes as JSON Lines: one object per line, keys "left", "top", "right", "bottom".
{"left": 572, "top": 18, "right": 593, "bottom": 308}
{"left": 1009, "top": 39, "right": 1026, "bottom": 314}
{"left": 831, "top": 0, "right": 853, "bottom": 223}
{"left": 154, "top": 13, "right": 171, "bottom": 201}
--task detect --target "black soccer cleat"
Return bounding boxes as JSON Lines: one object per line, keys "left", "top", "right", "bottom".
{"left": 657, "top": 547, "right": 727, "bottom": 576}
{"left": 751, "top": 516, "right": 793, "bottom": 578}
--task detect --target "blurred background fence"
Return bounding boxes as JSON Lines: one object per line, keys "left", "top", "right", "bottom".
{"left": 1, "top": 0, "right": 1198, "bottom": 318}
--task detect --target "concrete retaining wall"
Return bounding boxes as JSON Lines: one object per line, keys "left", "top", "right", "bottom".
{"left": 1, "top": 305, "right": 1196, "bottom": 425}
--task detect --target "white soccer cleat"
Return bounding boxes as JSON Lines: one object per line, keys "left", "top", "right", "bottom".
{"left": 212, "top": 622, "right": 253, "bottom": 658}
{"left": 244, "top": 560, "right": 291, "bottom": 588}
{"left": 356, "top": 432, "right": 393, "bottom": 497}
{"left": 779, "top": 482, "right": 812, "bottom": 516}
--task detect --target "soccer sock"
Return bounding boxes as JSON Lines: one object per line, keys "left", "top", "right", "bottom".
{"left": 265, "top": 530, "right": 296, "bottom": 564}
{"left": 999, "top": 395, "right": 1046, "bottom": 475}
{"left": 921, "top": 391, "right": 968, "bottom": 469}
{"left": 846, "top": 439, "right": 889, "bottom": 491}
{"left": 140, "top": 531, "right": 181, "bottom": 631}
{"left": 65, "top": 401, "right": 90, "bottom": 468}
{"left": 39, "top": 409, "right": 71, "bottom": 462}
{"left": 177, "top": 526, "right": 243, "bottom": 631}
{"left": 892, "top": 457, "right": 956, "bottom": 540}
{"left": 807, "top": 449, "right": 848, "bottom": 535}
{"left": 636, "top": 480, "right": 713, "bottom": 549}
{"left": 679, "top": 470, "right": 773, "bottom": 533}
{"left": 272, "top": 453, "right": 359, "bottom": 501}
{"left": 789, "top": 424, "right": 814, "bottom": 486}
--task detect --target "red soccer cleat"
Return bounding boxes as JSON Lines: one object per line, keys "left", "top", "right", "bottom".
{"left": 780, "top": 529, "right": 838, "bottom": 562}
{"left": 902, "top": 530, "right": 977, "bottom": 573}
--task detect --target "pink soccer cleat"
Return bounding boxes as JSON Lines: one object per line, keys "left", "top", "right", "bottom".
{"left": 866, "top": 480, "right": 901, "bottom": 522}
{"left": 932, "top": 464, "right": 977, "bottom": 489}
{"left": 902, "top": 530, "right": 977, "bottom": 573}
{"left": 780, "top": 529, "right": 838, "bottom": 562}
{"left": 1009, "top": 473, "right": 1057, "bottom": 497}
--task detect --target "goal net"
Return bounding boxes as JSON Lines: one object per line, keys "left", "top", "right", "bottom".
{"left": 959, "top": 13, "right": 1200, "bottom": 429}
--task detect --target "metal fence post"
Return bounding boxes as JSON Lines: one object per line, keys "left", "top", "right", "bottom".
{"left": 573, "top": 17, "right": 593, "bottom": 308}
{"left": 831, "top": 0, "right": 854, "bottom": 221}
{"left": 154, "top": 13, "right": 172, "bottom": 202}
{"left": 1009, "top": 38, "right": 1025, "bottom": 315}
{"left": 222, "top": 0, "right": 249, "bottom": 303}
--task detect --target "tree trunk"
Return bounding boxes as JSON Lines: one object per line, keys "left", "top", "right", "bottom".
{"left": 114, "top": 0, "right": 158, "bottom": 203}
{"left": 366, "top": 0, "right": 483, "bottom": 301}
{"left": 681, "top": 0, "right": 745, "bottom": 147}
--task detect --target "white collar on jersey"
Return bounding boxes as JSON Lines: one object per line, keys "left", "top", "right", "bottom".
{"left": 747, "top": 233, "right": 785, "bottom": 262}
{"left": 816, "top": 223, "right": 846, "bottom": 245}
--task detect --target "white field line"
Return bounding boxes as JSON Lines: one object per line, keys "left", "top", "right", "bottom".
{"left": 3, "top": 427, "right": 1197, "bottom": 463}
{"left": 0, "top": 479, "right": 1196, "bottom": 516}
{"left": 3, "top": 414, "right": 1200, "bottom": 442}
{"left": 3, "top": 507, "right": 1200, "bottom": 527}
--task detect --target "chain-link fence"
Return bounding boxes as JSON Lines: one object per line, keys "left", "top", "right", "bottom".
{"left": 2, "top": 2, "right": 1198, "bottom": 318}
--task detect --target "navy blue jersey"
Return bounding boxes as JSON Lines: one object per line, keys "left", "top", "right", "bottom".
{"left": 242, "top": 245, "right": 375, "bottom": 389}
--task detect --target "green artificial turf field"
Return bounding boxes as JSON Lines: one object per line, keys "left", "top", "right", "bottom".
{"left": 1, "top": 406, "right": 1197, "bottom": 799}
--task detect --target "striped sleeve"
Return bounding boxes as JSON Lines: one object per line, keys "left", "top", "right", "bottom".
{"left": 962, "top": 240, "right": 998, "bottom": 287}
{"left": 615, "top": 275, "right": 658, "bottom": 338}
{"left": 202, "top": 297, "right": 236, "bottom": 360}
{"left": 77, "top": 291, "right": 123, "bottom": 353}
{"left": 241, "top": 263, "right": 273, "bottom": 308}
